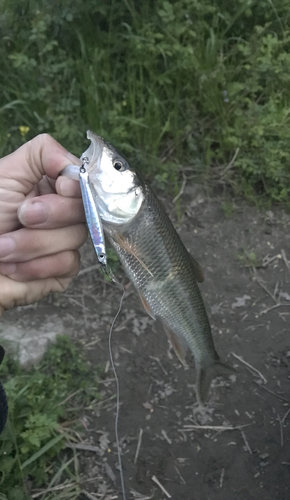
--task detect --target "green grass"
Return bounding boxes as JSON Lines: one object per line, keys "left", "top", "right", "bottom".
{"left": 0, "top": 0, "right": 290, "bottom": 202}
{"left": 0, "top": 336, "right": 102, "bottom": 500}
{"left": 236, "top": 249, "right": 262, "bottom": 268}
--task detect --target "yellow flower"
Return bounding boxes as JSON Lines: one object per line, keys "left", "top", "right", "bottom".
{"left": 19, "top": 126, "right": 30, "bottom": 137}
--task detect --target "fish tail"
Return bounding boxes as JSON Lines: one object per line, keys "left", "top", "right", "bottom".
{"left": 196, "top": 360, "right": 235, "bottom": 404}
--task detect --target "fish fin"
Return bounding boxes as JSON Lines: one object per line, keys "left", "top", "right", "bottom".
{"left": 188, "top": 253, "right": 204, "bottom": 283}
{"left": 161, "top": 322, "right": 188, "bottom": 366}
{"left": 114, "top": 233, "right": 153, "bottom": 277}
{"left": 196, "top": 361, "right": 236, "bottom": 404}
{"left": 137, "top": 289, "right": 156, "bottom": 320}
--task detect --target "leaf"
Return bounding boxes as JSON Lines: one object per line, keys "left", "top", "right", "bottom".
{"left": 20, "top": 433, "right": 64, "bottom": 470}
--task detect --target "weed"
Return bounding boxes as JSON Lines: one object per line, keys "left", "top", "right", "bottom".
{"left": 102, "top": 247, "right": 120, "bottom": 281}
{"left": 0, "top": 0, "right": 290, "bottom": 202}
{"left": 222, "top": 200, "right": 236, "bottom": 217}
{"left": 0, "top": 336, "right": 102, "bottom": 500}
{"left": 236, "top": 249, "right": 262, "bottom": 268}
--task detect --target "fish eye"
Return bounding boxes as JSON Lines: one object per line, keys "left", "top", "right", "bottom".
{"left": 113, "top": 160, "right": 126, "bottom": 172}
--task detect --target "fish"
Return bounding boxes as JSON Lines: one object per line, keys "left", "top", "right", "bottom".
{"left": 65, "top": 131, "right": 233, "bottom": 402}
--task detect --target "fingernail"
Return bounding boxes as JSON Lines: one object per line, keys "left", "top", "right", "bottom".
{"left": 0, "top": 263, "right": 16, "bottom": 275}
{"left": 18, "top": 201, "right": 47, "bottom": 226}
{"left": 58, "top": 177, "right": 79, "bottom": 197}
{"left": 0, "top": 237, "right": 16, "bottom": 258}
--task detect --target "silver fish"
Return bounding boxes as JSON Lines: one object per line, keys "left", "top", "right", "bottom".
{"left": 69, "top": 131, "right": 233, "bottom": 402}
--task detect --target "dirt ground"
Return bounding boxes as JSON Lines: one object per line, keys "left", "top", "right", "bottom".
{"left": 3, "top": 188, "right": 290, "bottom": 500}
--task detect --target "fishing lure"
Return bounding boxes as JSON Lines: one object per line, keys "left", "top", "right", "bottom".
{"left": 79, "top": 158, "right": 107, "bottom": 269}
{"left": 61, "top": 160, "right": 107, "bottom": 270}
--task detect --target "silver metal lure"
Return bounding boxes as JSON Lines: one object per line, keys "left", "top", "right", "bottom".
{"left": 61, "top": 162, "right": 107, "bottom": 269}
{"left": 79, "top": 161, "right": 107, "bottom": 268}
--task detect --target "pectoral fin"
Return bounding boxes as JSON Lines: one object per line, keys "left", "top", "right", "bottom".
{"left": 161, "top": 321, "right": 188, "bottom": 366}
{"left": 114, "top": 233, "right": 153, "bottom": 277}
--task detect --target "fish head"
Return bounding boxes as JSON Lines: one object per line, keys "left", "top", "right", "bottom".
{"left": 82, "top": 131, "right": 144, "bottom": 224}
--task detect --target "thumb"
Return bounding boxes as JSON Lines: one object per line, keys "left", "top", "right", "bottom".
{"left": 0, "top": 134, "right": 81, "bottom": 194}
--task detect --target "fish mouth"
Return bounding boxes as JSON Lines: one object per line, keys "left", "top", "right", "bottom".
{"left": 81, "top": 130, "right": 105, "bottom": 173}
{"left": 59, "top": 131, "right": 105, "bottom": 181}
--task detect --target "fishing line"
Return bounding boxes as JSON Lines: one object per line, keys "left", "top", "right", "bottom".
{"left": 108, "top": 276, "right": 127, "bottom": 500}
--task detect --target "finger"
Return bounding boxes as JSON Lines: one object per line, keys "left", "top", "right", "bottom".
{"left": 18, "top": 194, "right": 86, "bottom": 228}
{"left": 55, "top": 176, "right": 82, "bottom": 198}
{"left": 0, "top": 250, "right": 80, "bottom": 282}
{"left": 0, "top": 275, "right": 72, "bottom": 314}
{"left": 0, "top": 133, "right": 82, "bottom": 193}
{"left": 36, "top": 176, "right": 56, "bottom": 196}
{"left": 0, "top": 224, "right": 87, "bottom": 263}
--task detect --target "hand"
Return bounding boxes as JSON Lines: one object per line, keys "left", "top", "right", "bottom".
{"left": 0, "top": 134, "right": 87, "bottom": 316}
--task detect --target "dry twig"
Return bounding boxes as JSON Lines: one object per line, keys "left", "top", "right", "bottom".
{"left": 134, "top": 428, "right": 144, "bottom": 464}
{"left": 130, "top": 489, "right": 154, "bottom": 499}
{"left": 281, "top": 249, "right": 290, "bottom": 272}
{"left": 85, "top": 338, "right": 101, "bottom": 348}
{"left": 260, "top": 303, "right": 284, "bottom": 315}
{"left": 31, "top": 483, "right": 75, "bottom": 498}
{"left": 262, "top": 254, "right": 281, "bottom": 267}
{"left": 220, "top": 147, "right": 240, "bottom": 177}
{"left": 56, "top": 389, "right": 82, "bottom": 407}
{"left": 149, "top": 355, "right": 168, "bottom": 375}
{"left": 241, "top": 430, "right": 252, "bottom": 454}
{"left": 254, "top": 276, "right": 278, "bottom": 303}
{"left": 66, "top": 442, "right": 101, "bottom": 454}
{"left": 172, "top": 173, "right": 187, "bottom": 204}
{"left": 82, "top": 490, "right": 99, "bottom": 500}
{"left": 161, "top": 429, "right": 172, "bottom": 444}
{"left": 152, "top": 476, "right": 171, "bottom": 498}
{"left": 230, "top": 352, "right": 267, "bottom": 383}
{"left": 180, "top": 424, "right": 250, "bottom": 432}
{"left": 253, "top": 380, "right": 289, "bottom": 404}
{"left": 278, "top": 408, "right": 290, "bottom": 447}
{"left": 174, "top": 466, "right": 186, "bottom": 485}
{"left": 219, "top": 468, "right": 225, "bottom": 488}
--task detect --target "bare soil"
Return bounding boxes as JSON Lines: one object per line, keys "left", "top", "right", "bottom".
{"left": 3, "top": 190, "right": 290, "bottom": 500}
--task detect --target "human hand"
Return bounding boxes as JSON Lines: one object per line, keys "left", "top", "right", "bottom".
{"left": 0, "top": 134, "right": 87, "bottom": 316}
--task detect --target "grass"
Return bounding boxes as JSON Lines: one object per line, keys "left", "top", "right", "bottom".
{"left": 0, "top": 336, "right": 102, "bottom": 500}
{"left": 236, "top": 249, "right": 262, "bottom": 268}
{"left": 0, "top": 0, "right": 290, "bottom": 202}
